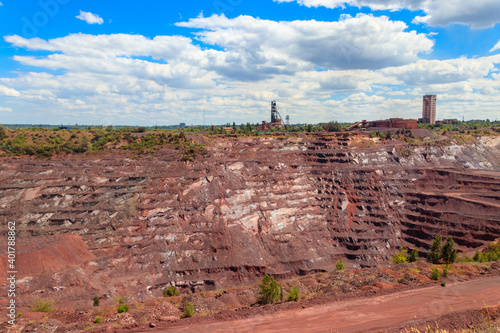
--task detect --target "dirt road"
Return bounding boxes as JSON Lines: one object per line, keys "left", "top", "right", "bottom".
{"left": 160, "top": 276, "right": 500, "bottom": 333}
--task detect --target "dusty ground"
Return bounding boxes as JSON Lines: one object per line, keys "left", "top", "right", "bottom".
{"left": 149, "top": 276, "right": 500, "bottom": 333}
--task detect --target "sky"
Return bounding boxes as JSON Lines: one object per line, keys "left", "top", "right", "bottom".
{"left": 0, "top": 0, "right": 499, "bottom": 126}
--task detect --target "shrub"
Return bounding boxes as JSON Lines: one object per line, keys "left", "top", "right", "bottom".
{"left": 441, "top": 281, "right": 446, "bottom": 287}
{"left": 441, "top": 236, "right": 457, "bottom": 264}
{"left": 30, "top": 298, "right": 55, "bottom": 313}
{"left": 391, "top": 246, "right": 409, "bottom": 264}
{"left": 442, "top": 266, "right": 448, "bottom": 277}
{"left": 258, "top": 274, "right": 281, "bottom": 305}
{"left": 117, "top": 304, "right": 129, "bottom": 313}
{"left": 182, "top": 302, "right": 194, "bottom": 318}
{"left": 163, "top": 286, "right": 180, "bottom": 297}
{"left": 409, "top": 248, "right": 419, "bottom": 263}
{"left": 118, "top": 297, "right": 126, "bottom": 304}
{"left": 93, "top": 296, "right": 100, "bottom": 307}
{"left": 287, "top": 286, "right": 300, "bottom": 302}
{"left": 427, "top": 235, "right": 443, "bottom": 264}
{"left": 94, "top": 316, "right": 102, "bottom": 324}
{"left": 431, "top": 267, "right": 441, "bottom": 281}
{"left": 336, "top": 259, "right": 345, "bottom": 271}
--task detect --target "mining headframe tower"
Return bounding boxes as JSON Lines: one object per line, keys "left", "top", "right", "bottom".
{"left": 260, "top": 101, "right": 289, "bottom": 131}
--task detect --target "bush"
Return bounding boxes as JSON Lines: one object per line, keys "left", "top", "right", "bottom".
{"left": 117, "top": 305, "right": 129, "bottom": 313}
{"left": 391, "top": 246, "right": 408, "bottom": 264}
{"left": 258, "top": 274, "right": 281, "bottom": 305}
{"left": 94, "top": 316, "right": 102, "bottom": 324}
{"left": 427, "top": 235, "right": 443, "bottom": 264}
{"left": 30, "top": 298, "right": 55, "bottom": 313}
{"left": 431, "top": 267, "right": 441, "bottom": 281}
{"left": 409, "top": 248, "right": 419, "bottom": 263}
{"left": 442, "top": 266, "right": 448, "bottom": 278}
{"left": 93, "top": 296, "right": 100, "bottom": 307}
{"left": 287, "top": 286, "right": 300, "bottom": 302}
{"left": 118, "top": 297, "right": 126, "bottom": 304}
{"left": 336, "top": 259, "right": 345, "bottom": 271}
{"left": 441, "top": 281, "right": 446, "bottom": 287}
{"left": 182, "top": 302, "right": 194, "bottom": 318}
{"left": 163, "top": 286, "right": 180, "bottom": 297}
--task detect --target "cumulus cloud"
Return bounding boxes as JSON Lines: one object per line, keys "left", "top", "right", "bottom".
{"left": 0, "top": 14, "right": 499, "bottom": 124}
{"left": 76, "top": 10, "right": 104, "bottom": 25}
{"left": 0, "top": 85, "right": 21, "bottom": 97}
{"left": 274, "top": 0, "right": 500, "bottom": 28}
{"left": 178, "top": 14, "right": 433, "bottom": 73}
{"left": 382, "top": 55, "right": 500, "bottom": 86}
{"left": 491, "top": 40, "right": 500, "bottom": 52}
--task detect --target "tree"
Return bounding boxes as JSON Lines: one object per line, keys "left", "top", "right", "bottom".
{"left": 430, "top": 267, "right": 440, "bottom": 281}
{"left": 427, "top": 235, "right": 443, "bottom": 264}
{"left": 258, "top": 274, "right": 281, "bottom": 305}
{"left": 287, "top": 286, "right": 300, "bottom": 302}
{"left": 93, "top": 296, "right": 100, "bottom": 307}
{"left": 327, "top": 121, "right": 342, "bottom": 132}
{"left": 391, "top": 246, "right": 408, "bottom": 264}
{"left": 0, "top": 125, "right": 6, "bottom": 140}
{"left": 409, "top": 248, "right": 419, "bottom": 263}
{"left": 441, "top": 236, "right": 457, "bottom": 264}
{"left": 336, "top": 259, "right": 345, "bottom": 271}
{"left": 182, "top": 302, "right": 194, "bottom": 318}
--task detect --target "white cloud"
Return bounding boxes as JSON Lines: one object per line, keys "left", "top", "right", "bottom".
{"left": 0, "top": 107, "right": 12, "bottom": 113}
{"left": 76, "top": 10, "right": 104, "bottom": 25}
{"left": 491, "top": 40, "right": 500, "bottom": 52}
{"left": 178, "top": 14, "right": 433, "bottom": 73}
{"left": 0, "top": 14, "right": 499, "bottom": 125}
{"left": 382, "top": 55, "right": 500, "bottom": 86}
{"left": 0, "top": 2, "right": 3, "bottom": 6}
{"left": 0, "top": 85, "right": 21, "bottom": 97}
{"left": 274, "top": 0, "right": 500, "bottom": 29}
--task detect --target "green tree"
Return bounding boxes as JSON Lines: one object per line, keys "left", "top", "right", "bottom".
{"left": 430, "top": 267, "right": 440, "bottom": 281}
{"left": 391, "top": 246, "right": 408, "bottom": 264}
{"left": 182, "top": 302, "right": 194, "bottom": 318}
{"left": 287, "top": 286, "right": 300, "bottom": 302}
{"left": 117, "top": 304, "right": 129, "bottom": 313}
{"left": 441, "top": 236, "right": 457, "bottom": 264}
{"left": 258, "top": 274, "right": 281, "bottom": 305}
{"left": 409, "top": 248, "right": 419, "bottom": 263}
{"left": 327, "top": 121, "right": 342, "bottom": 132}
{"left": 336, "top": 259, "right": 345, "bottom": 271}
{"left": 427, "top": 235, "right": 443, "bottom": 264}
{"left": 0, "top": 125, "right": 6, "bottom": 140}
{"left": 163, "top": 286, "right": 180, "bottom": 297}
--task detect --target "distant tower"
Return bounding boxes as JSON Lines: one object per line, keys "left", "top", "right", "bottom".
{"left": 271, "top": 100, "right": 278, "bottom": 123}
{"left": 422, "top": 95, "right": 437, "bottom": 124}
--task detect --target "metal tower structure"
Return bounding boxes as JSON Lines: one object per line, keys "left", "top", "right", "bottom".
{"left": 270, "top": 100, "right": 290, "bottom": 127}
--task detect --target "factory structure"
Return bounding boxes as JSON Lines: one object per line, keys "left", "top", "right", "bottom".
{"left": 258, "top": 100, "right": 289, "bottom": 131}
{"left": 255, "top": 95, "right": 456, "bottom": 132}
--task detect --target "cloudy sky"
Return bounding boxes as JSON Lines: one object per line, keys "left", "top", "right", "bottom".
{"left": 0, "top": 0, "right": 499, "bottom": 125}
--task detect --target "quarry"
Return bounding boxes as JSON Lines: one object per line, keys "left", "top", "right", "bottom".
{"left": 0, "top": 128, "right": 499, "bottom": 332}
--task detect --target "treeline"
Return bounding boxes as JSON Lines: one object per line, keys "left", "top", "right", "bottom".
{"left": 0, "top": 125, "right": 192, "bottom": 158}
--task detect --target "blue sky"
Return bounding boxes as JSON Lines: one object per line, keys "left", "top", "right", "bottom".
{"left": 0, "top": 0, "right": 499, "bottom": 125}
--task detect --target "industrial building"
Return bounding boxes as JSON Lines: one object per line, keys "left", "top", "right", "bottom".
{"left": 348, "top": 118, "right": 417, "bottom": 130}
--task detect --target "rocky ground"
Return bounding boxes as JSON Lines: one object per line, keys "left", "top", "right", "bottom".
{"left": 2, "top": 260, "right": 499, "bottom": 332}
{"left": 0, "top": 130, "right": 499, "bottom": 332}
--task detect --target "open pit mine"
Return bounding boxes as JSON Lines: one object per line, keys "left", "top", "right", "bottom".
{"left": 1, "top": 133, "right": 499, "bottom": 308}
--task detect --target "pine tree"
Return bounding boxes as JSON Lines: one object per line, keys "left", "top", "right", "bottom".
{"left": 427, "top": 235, "right": 443, "bottom": 264}
{"left": 409, "top": 248, "right": 419, "bottom": 262}
{"left": 441, "top": 236, "right": 458, "bottom": 264}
